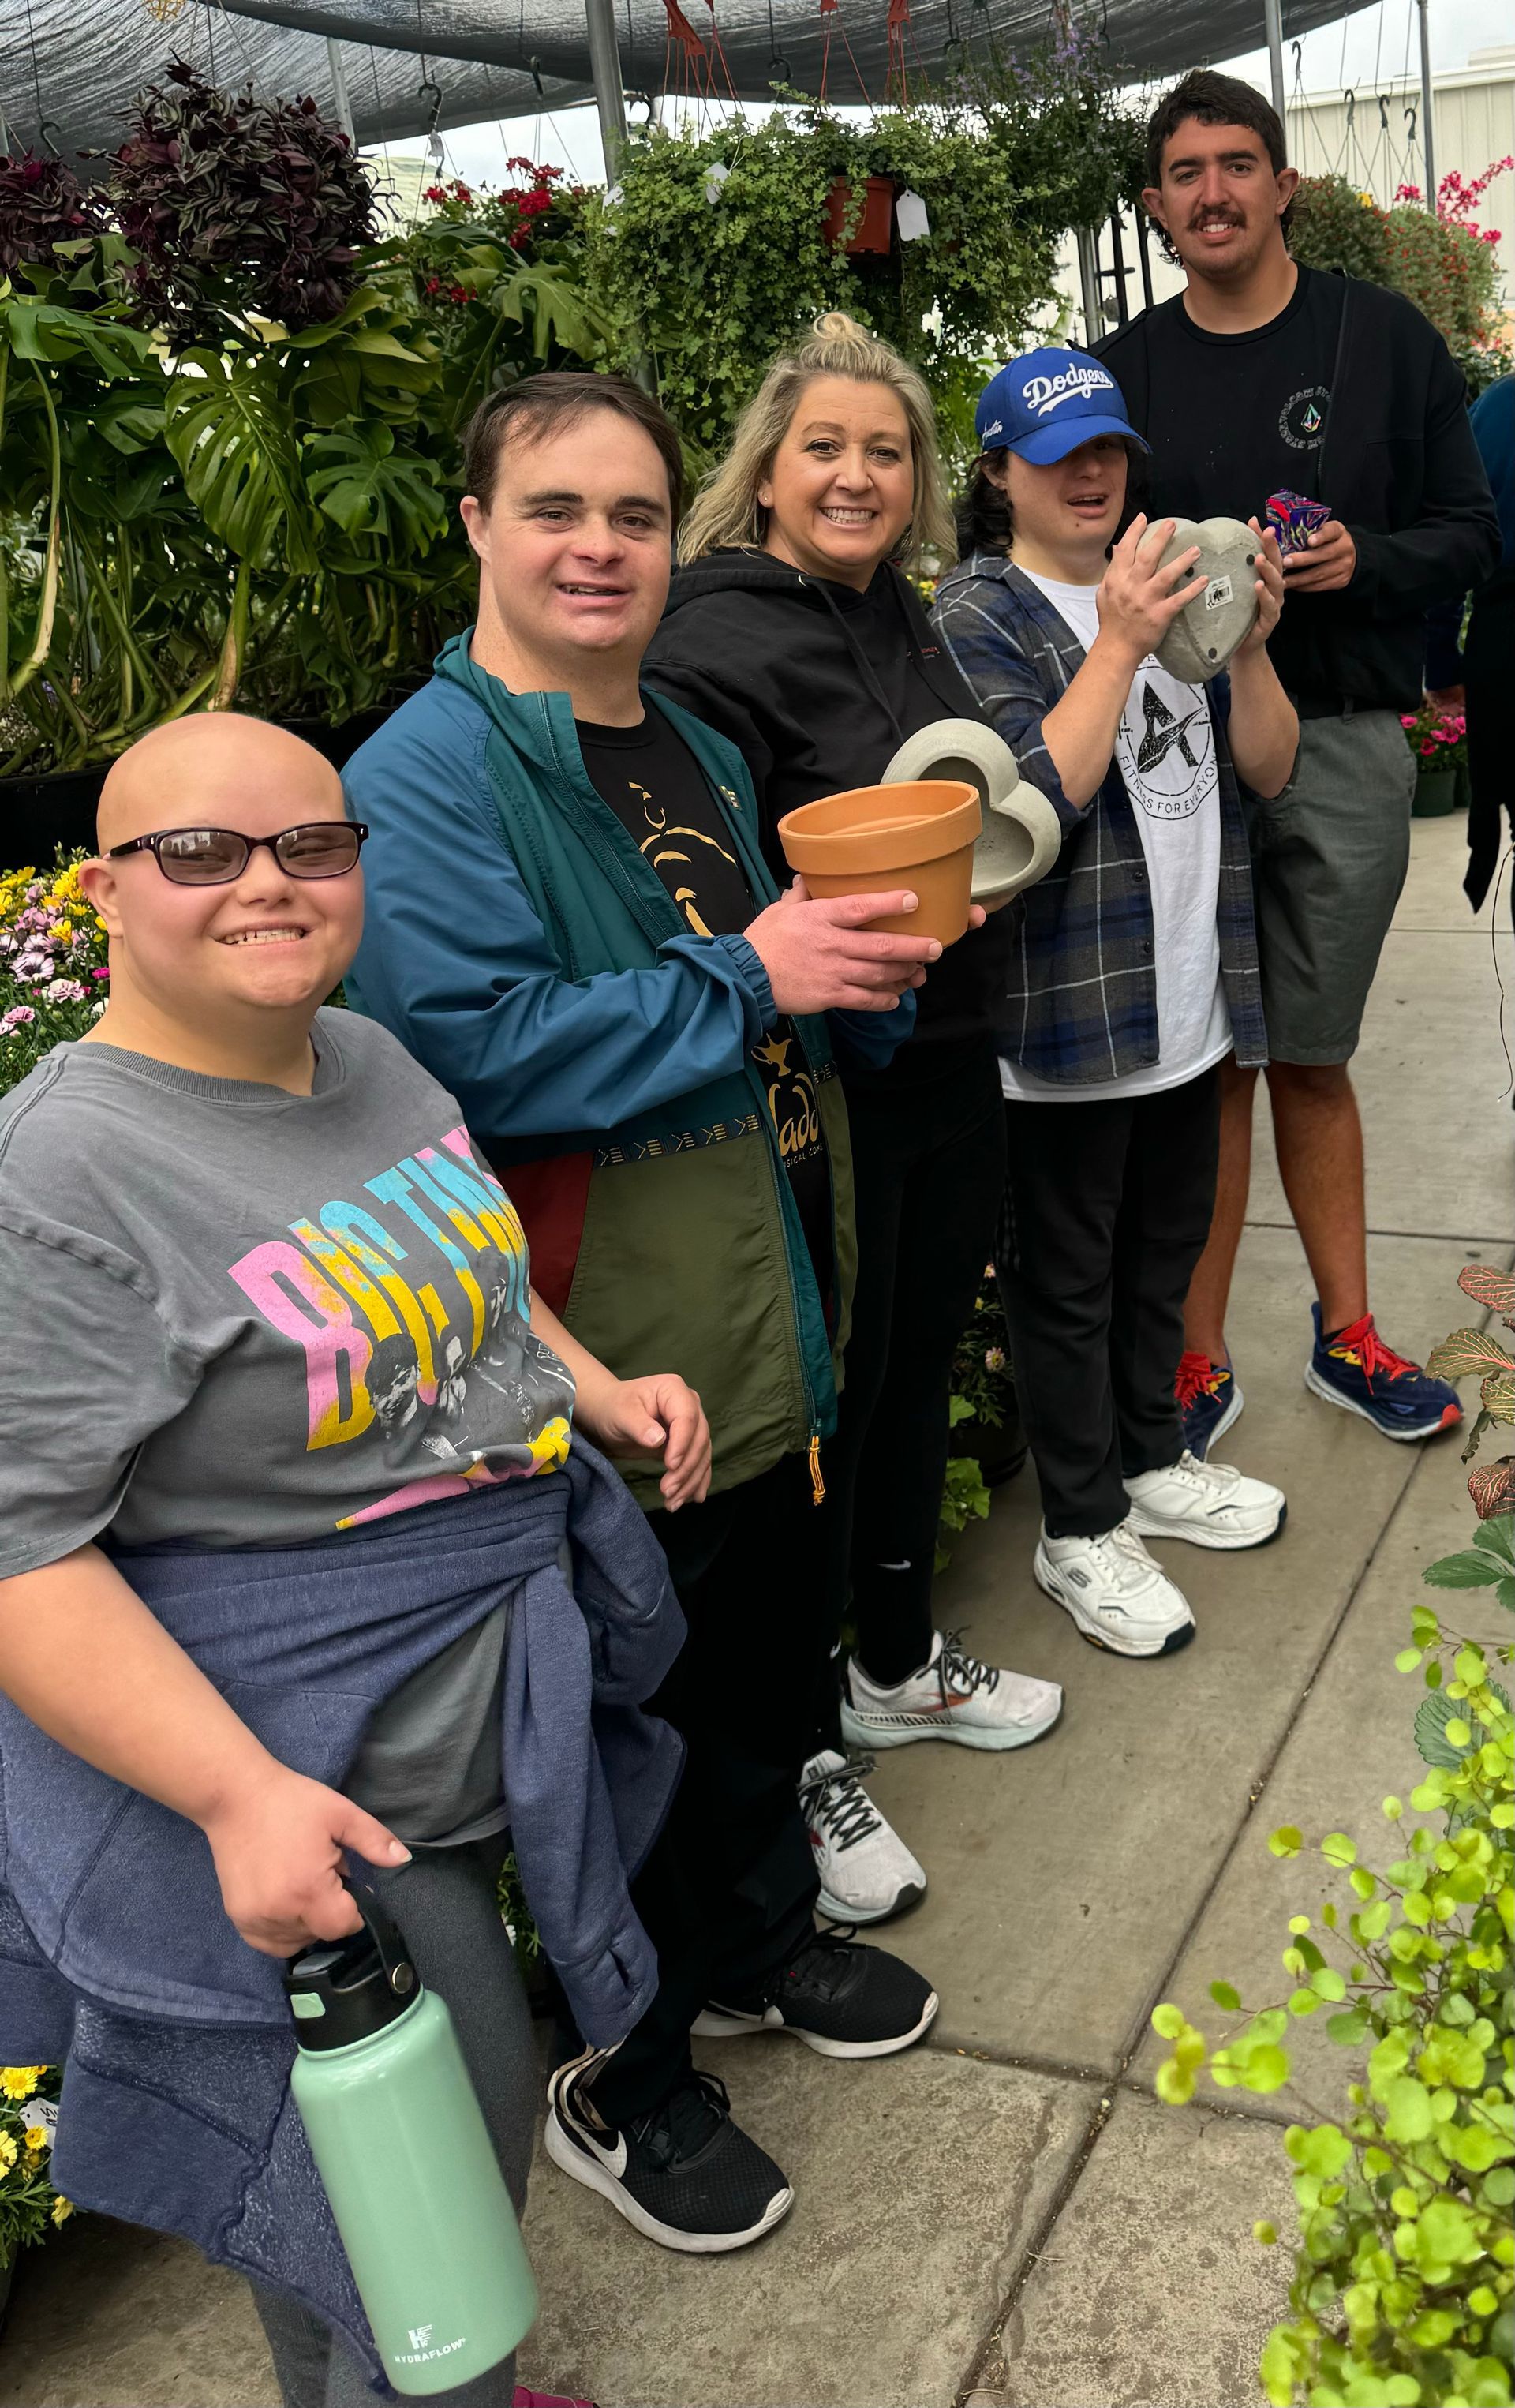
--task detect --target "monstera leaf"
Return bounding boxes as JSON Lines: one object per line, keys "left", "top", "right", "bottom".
{"left": 287, "top": 285, "right": 439, "bottom": 429}
{"left": 165, "top": 350, "right": 319, "bottom": 572}
{"left": 303, "top": 423, "right": 449, "bottom": 553}
{"left": 0, "top": 281, "right": 153, "bottom": 380}
{"left": 493, "top": 263, "right": 611, "bottom": 363}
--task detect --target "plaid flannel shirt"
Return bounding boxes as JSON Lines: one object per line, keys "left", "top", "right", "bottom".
{"left": 932, "top": 552, "right": 1267, "bottom": 1084}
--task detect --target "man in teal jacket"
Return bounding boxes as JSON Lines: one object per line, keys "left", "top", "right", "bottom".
{"left": 345, "top": 372, "right": 941, "bottom": 2256}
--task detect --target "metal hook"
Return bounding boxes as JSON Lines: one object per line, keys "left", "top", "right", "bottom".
{"left": 1377, "top": 93, "right": 1390, "bottom": 130}
{"left": 528, "top": 53, "right": 544, "bottom": 94}
{"left": 1404, "top": 102, "right": 1417, "bottom": 146}
{"left": 1344, "top": 88, "right": 1355, "bottom": 131}
{"left": 38, "top": 115, "right": 61, "bottom": 155}
{"left": 766, "top": 51, "right": 791, "bottom": 81}
{"left": 1292, "top": 38, "right": 1301, "bottom": 81}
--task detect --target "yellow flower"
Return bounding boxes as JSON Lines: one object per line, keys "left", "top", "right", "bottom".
{"left": 52, "top": 918, "right": 75, "bottom": 942}
{"left": 0, "top": 2066, "right": 42, "bottom": 2101}
{"left": 24, "top": 2125, "right": 50, "bottom": 2153}
{"left": 51, "top": 2194, "right": 73, "bottom": 2226}
{"left": 0, "top": 2133, "right": 17, "bottom": 2170}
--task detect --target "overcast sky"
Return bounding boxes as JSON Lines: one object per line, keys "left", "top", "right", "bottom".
{"left": 372, "top": 0, "right": 1514, "bottom": 193}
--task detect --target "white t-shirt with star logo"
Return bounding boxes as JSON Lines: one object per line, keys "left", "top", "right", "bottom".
{"left": 1001, "top": 568, "right": 1232, "bottom": 1104}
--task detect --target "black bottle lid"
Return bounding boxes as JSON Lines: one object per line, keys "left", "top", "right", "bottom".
{"left": 284, "top": 1886, "right": 421, "bottom": 2052}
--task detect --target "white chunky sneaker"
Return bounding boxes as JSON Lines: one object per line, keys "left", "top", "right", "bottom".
{"left": 840, "top": 1629, "right": 1064, "bottom": 1754}
{"left": 1034, "top": 1522, "right": 1196, "bottom": 1658}
{"left": 1124, "top": 1451, "right": 1286, "bottom": 1550}
{"left": 799, "top": 1750, "right": 926, "bottom": 1925}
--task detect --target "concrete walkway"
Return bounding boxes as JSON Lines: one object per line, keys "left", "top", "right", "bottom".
{"left": 3, "top": 815, "right": 1511, "bottom": 2408}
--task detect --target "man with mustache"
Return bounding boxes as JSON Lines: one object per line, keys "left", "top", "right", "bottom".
{"left": 1098, "top": 70, "right": 1499, "bottom": 1456}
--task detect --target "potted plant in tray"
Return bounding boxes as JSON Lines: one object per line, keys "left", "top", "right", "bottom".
{"left": 0, "top": 2065, "right": 71, "bottom": 2327}
{"left": 1401, "top": 698, "right": 1469, "bottom": 817}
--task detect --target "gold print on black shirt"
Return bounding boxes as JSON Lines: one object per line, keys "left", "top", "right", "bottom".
{"left": 753, "top": 1033, "right": 822, "bottom": 1167}
{"left": 627, "top": 781, "right": 738, "bottom": 941}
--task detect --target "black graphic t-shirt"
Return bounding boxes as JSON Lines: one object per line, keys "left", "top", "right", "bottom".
{"left": 1126, "top": 263, "right": 1346, "bottom": 703}
{"left": 576, "top": 710, "right": 834, "bottom": 1297}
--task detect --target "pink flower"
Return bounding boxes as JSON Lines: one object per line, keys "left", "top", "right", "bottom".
{"left": 90, "top": 965, "right": 110, "bottom": 982}
{"left": 1420, "top": 740, "right": 1435, "bottom": 755}
{"left": 2, "top": 1005, "right": 37, "bottom": 1030}
{"left": 43, "top": 977, "right": 86, "bottom": 1003}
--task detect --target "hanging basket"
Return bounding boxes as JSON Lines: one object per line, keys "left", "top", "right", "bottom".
{"left": 823, "top": 174, "right": 895, "bottom": 255}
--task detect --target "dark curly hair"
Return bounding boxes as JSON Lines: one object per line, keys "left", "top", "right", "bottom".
{"left": 1143, "top": 69, "right": 1295, "bottom": 262}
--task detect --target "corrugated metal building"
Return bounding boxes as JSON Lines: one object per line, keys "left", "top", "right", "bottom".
{"left": 1286, "top": 43, "right": 1515, "bottom": 309}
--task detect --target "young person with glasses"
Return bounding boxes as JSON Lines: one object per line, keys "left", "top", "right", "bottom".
{"left": 343, "top": 372, "right": 941, "bottom": 2258}
{"left": 933, "top": 349, "right": 1295, "bottom": 1657}
{"left": 642, "top": 313, "right": 1064, "bottom": 1932}
{"left": 0, "top": 712, "right": 701, "bottom": 2408}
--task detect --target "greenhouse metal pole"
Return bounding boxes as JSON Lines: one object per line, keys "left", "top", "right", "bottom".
{"left": 584, "top": 0, "right": 630, "bottom": 174}
{"left": 1416, "top": 0, "right": 1437, "bottom": 212}
{"left": 326, "top": 37, "right": 356, "bottom": 142}
{"left": 1262, "top": 0, "right": 1285, "bottom": 123}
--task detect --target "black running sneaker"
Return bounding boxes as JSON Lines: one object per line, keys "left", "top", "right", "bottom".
{"left": 692, "top": 1929, "right": 939, "bottom": 2058}
{"left": 544, "top": 2062, "right": 792, "bottom": 2253}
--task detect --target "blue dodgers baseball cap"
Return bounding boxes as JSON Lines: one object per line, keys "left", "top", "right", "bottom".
{"left": 974, "top": 346, "right": 1150, "bottom": 465}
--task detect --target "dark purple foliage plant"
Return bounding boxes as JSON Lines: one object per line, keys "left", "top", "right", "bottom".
{"left": 0, "top": 152, "right": 108, "bottom": 275}
{"left": 106, "top": 60, "right": 379, "bottom": 339}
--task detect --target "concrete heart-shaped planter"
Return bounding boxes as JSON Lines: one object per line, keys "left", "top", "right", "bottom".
{"left": 881, "top": 719, "right": 1062, "bottom": 904}
{"left": 1154, "top": 517, "right": 1259, "bottom": 685}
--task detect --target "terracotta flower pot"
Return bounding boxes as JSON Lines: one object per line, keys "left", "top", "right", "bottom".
{"left": 822, "top": 174, "right": 894, "bottom": 254}
{"left": 776, "top": 779, "right": 982, "bottom": 946}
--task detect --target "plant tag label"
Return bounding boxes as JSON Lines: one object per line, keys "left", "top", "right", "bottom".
{"left": 1205, "top": 575, "right": 1234, "bottom": 609}
{"left": 28, "top": 2099, "right": 58, "bottom": 2137}
{"left": 896, "top": 190, "right": 930, "bottom": 242}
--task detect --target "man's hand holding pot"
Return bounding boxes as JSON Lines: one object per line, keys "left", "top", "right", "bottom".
{"left": 746, "top": 878, "right": 941, "bottom": 1014}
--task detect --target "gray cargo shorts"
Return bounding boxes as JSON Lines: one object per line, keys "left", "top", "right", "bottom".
{"left": 1244, "top": 705, "right": 1416, "bottom": 1066}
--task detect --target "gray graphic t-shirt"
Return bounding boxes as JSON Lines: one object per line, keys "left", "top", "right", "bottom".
{"left": 0, "top": 1009, "right": 578, "bottom": 1843}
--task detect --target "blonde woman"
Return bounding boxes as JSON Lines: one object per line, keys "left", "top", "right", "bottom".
{"left": 645, "top": 316, "right": 1064, "bottom": 1931}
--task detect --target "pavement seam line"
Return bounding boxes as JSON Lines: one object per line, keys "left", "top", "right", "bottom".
{"left": 952, "top": 1256, "right": 1513, "bottom": 2405}
{"left": 950, "top": 1451, "right": 1427, "bottom": 2408}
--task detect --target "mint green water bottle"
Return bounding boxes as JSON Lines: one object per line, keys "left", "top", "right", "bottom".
{"left": 285, "top": 1892, "right": 538, "bottom": 2397}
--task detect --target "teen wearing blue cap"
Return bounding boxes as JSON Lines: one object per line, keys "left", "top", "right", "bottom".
{"left": 973, "top": 346, "right": 1152, "bottom": 465}
{"left": 933, "top": 346, "right": 1296, "bottom": 1659}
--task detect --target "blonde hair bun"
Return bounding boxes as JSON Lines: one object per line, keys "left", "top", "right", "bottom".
{"left": 679, "top": 316, "right": 955, "bottom": 569}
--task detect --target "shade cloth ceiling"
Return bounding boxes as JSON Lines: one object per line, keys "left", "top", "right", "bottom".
{"left": 2, "top": 0, "right": 1375, "bottom": 168}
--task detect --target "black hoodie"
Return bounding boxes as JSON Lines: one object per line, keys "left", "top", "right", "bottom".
{"left": 1096, "top": 271, "right": 1500, "bottom": 712}
{"left": 643, "top": 551, "right": 1010, "bottom": 1044}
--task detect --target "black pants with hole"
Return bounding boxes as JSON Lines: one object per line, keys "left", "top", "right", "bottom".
{"left": 994, "top": 1064, "right": 1221, "bottom": 1538}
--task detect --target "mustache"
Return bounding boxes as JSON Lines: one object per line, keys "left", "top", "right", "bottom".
{"left": 1188, "top": 208, "right": 1245, "bottom": 227}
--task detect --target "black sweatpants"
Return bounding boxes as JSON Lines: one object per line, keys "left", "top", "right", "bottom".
{"left": 588, "top": 1452, "right": 827, "bottom": 2123}
{"left": 995, "top": 1066, "right": 1221, "bottom": 1538}
{"left": 820, "top": 1034, "right": 1006, "bottom": 1702}
{"left": 252, "top": 1833, "right": 536, "bottom": 2408}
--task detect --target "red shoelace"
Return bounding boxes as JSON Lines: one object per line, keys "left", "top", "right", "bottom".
{"left": 1175, "top": 1350, "right": 1227, "bottom": 1411}
{"left": 1326, "top": 1314, "right": 1415, "bottom": 1388}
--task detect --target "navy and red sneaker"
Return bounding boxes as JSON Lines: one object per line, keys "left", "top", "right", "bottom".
{"left": 1304, "top": 1305, "right": 1463, "bottom": 1442}
{"left": 1174, "top": 1350, "right": 1244, "bottom": 1462}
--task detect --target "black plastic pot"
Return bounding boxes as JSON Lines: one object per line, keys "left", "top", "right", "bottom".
{"left": 0, "top": 703, "right": 405, "bottom": 874}
{"left": 954, "top": 1390, "right": 1029, "bottom": 1489}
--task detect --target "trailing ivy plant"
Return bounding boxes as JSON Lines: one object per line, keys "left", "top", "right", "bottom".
{"left": 581, "top": 50, "right": 1140, "bottom": 461}
{"left": 1150, "top": 1268, "right": 1515, "bottom": 2408}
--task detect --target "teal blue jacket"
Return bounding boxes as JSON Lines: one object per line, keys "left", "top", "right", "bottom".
{"left": 344, "top": 634, "right": 911, "bottom": 1495}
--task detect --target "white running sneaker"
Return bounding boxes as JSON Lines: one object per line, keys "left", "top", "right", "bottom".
{"left": 840, "top": 1629, "right": 1063, "bottom": 1754}
{"left": 1034, "top": 1522, "right": 1196, "bottom": 1658}
{"left": 1125, "top": 1451, "right": 1286, "bottom": 1550}
{"left": 799, "top": 1750, "right": 926, "bottom": 1924}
